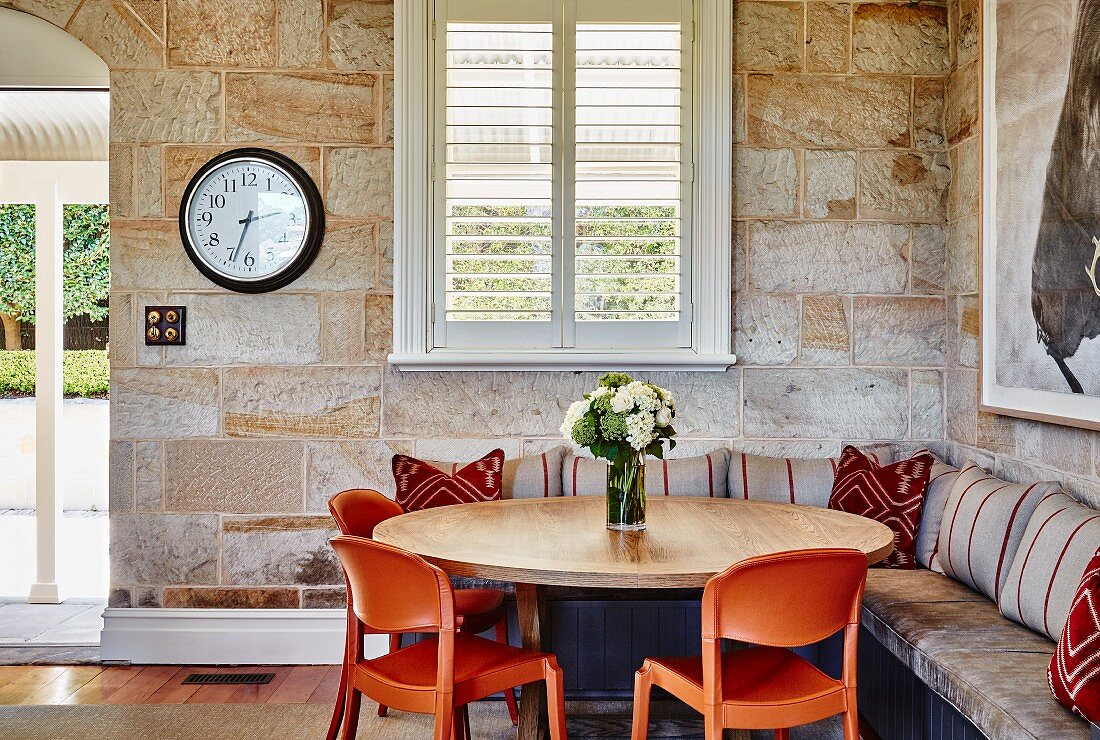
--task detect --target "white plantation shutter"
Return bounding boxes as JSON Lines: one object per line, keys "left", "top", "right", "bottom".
{"left": 432, "top": 0, "right": 693, "bottom": 350}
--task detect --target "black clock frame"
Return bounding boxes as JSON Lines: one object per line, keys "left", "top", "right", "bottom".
{"left": 178, "top": 147, "right": 325, "bottom": 294}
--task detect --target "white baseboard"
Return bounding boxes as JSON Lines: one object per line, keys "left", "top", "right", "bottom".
{"left": 100, "top": 608, "right": 387, "bottom": 665}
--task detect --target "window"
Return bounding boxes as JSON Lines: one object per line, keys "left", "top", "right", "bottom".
{"left": 393, "top": 0, "right": 733, "bottom": 370}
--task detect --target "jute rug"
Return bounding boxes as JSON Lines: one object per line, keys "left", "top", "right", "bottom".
{"left": 0, "top": 702, "right": 841, "bottom": 740}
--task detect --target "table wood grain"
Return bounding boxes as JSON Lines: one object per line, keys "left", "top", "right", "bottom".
{"left": 374, "top": 496, "right": 895, "bottom": 589}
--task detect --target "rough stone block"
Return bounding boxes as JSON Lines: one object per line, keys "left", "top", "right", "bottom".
{"left": 162, "top": 293, "right": 321, "bottom": 366}
{"left": 134, "top": 587, "right": 162, "bottom": 608}
{"left": 805, "top": 150, "right": 856, "bottom": 219}
{"left": 912, "top": 224, "right": 946, "bottom": 294}
{"left": 807, "top": 3, "right": 851, "bottom": 73}
{"left": 110, "top": 440, "right": 134, "bottom": 513}
{"left": 222, "top": 516, "right": 341, "bottom": 586}
{"left": 1016, "top": 421, "right": 1094, "bottom": 477}
{"left": 956, "top": 0, "right": 980, "bottom": 68}
{"left": 279, "top": 0, "right": 324, "bottom": 68}
{"left": 413, "top": 439, "right": 522, "bottom": 462}
{"left": 111, "top": 514, "right": 219, "bottom": 585}
{"left": 859, "top": 150, "right": 950, "bottom": 221}
{"left": 109, "top": 145, "right": 134, "bottom": 218}
{"left": 325, "top": 147, "right": 393, "bottom": 218}
{"left": 748, "top": 222, "right": 910, "bottom": 294}
{"left": 748, "top": 75, "right": 910, "bottom": 148}
{"left": 223, "top": 366, "right": 381, "bottom": 438}
{"left": 226, "top": 73, "right": 377, "bottom": 144}
{"left": 381, "top": 75, "right": 394, "bottom": 143}
{"left": 327, "top": 0, "right": 394, "bottom": 70}
{"left": 135, "top": 441, "right": 163, "bottom": 512}
{"left": 168, "top": 0, "right": 276, "bottom": 67}
{"left": 946, "top": 60, "right": 980, "bottom": 146}
{"left": 134, "top": 147, "right": 162, "bottom": 218}
{"left": 948, "top": 138, "right": 981, "bottom": 221}
{"left": 295, "top": 220, "right": 376, "bottom": 291}
{"left": 163, "top": 145, "right": 321, "bottom": 219}
{"left": 911, "top": 369, "right": 944, "bottom": 440}
{"left": 6, "top": 0, "right": 80, "bottom": 27}
{"left": 111, "top": 220, "right": 214, "bottom": 291}
{"left": 163, "top": 588, "right": 300, "bottom": 608}
{"left": 110, "top": 368, "right": 219, "bottom": 440}
{"left": 108, "top": 293, "right": 136, "bottom": 369}
{"left": 743, "top": 368, "right": 910, "bottom": 439}
{"left": 303, "top": 588, "right": 345, "bottom": 608}
{"left": 946, "top": 215, "right": 979, "bottom": 293}
{"left": 914, "top": 77, "right": 946, "bottom": 150}
{"left": 321, "top": 292, "right": 366, "bottom": 365}
{"left": 977, "top": 411, "right": 1016, "bottom": 455}
{"left": 361, "top": 294, "right": 392, "bottom": 363}
{"left": 305, "top": 440, "right": 413, "bottom": 512}
{"left": 126, "top": 0, "right": 163, "bottom": 39}
{"left": 68, "top": 0, "right": 162, "bottom": 69}
{"left": 801, "top": 295, "right": 851, "bottom": 366}
{"left": 165, "top": 440, "right": 305, "bottom": 513}
{"left": 735, "top": 2, "right": 804, "bottom": 72}
{"left": 945, "top": 368, "right": 977, "bottom": 446}
{"left": 853, "top": 3, "right": 949, "bottom": 74}
{"left": 853, "top": 296, "right": 946, "bottom": 366}
{"left": 735, "top": 294, "right": 799, "bottom": 365}
{"left": 378, "top": 221, "right": 393, "bottom": 288}
{"left": 734, "top": 148, "right": 798, "bottom": 217}
{"left": 110, "top": 71, "right": 221, "bottom": 143}
{"left": 956, "top": 293, "right": 979, "bottom": 368}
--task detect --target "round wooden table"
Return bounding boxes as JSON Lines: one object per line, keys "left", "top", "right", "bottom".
{"left": 374, "top": 496, "right": 894, "bottom": 739}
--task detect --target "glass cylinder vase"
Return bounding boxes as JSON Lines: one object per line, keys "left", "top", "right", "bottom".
{"left": 606, "top": 450, "right": 646, "bottom": 531}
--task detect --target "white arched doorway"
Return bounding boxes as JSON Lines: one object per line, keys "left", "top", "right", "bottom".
{"left": 0, "top": 7, "right": 109, "bottom": 607}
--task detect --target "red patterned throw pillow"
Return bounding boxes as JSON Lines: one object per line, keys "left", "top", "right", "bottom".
{"left": 829, "top": 446, "right": 934, "bottom": 569}
{"left": 392, "top": 449, "right": 505, "bottom": 511}
{"left": 1049, "top": 548, "right": 1100, "bottom": 723}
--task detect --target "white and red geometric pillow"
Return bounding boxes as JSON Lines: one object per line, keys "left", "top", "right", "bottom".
{"left": 828, "top": 445, "right": 934, "bottom": 569}
{"left": 1049, "top": 548, "right": 1100, "bottom": 723}
{"left": 392, "top": 449, "right": 505, "bottom": 511}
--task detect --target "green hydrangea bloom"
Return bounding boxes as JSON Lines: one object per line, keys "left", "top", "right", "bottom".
{"left": 598, "top": 372, "right": 633, "bottom": 389}
{"left": 600, "top": 412, "right": 629, "bottom": 441}
{"left": 590, "top": 395, "right": 613, "bottom": 414}
{"left": 571, "top": 416, "right": 597, "bottom": 446}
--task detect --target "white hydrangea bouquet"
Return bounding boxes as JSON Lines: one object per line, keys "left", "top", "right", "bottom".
{"left": 561, "top": 372, "right": 677, "bottom": 530}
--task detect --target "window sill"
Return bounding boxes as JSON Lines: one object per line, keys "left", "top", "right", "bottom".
{"left": 388, "top": 350, "right": 738, "bottom": 372}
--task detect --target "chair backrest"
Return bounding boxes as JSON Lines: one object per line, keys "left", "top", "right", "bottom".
{"left": 328, "top": 488, "right": 404, "bottom": 537}
{"left": 329, "top": 535, "right": 455, "bottom": 634}
{"left": 702, "top": 548, "right": 867, "bottom": 647}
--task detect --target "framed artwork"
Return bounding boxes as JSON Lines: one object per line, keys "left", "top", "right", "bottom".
{"left": 982, "top": 0, "right": 1100, "bottom": 430}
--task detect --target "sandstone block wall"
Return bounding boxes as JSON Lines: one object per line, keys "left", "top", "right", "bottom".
{"left": 4, "top": 0, "right": 958, "bottom": 609}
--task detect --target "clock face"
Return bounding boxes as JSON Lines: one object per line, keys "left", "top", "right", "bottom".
{"left": 180, "top": 150, "right": 324, "bottom": 292}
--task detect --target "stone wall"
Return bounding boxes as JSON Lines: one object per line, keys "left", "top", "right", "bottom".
{"left": 940, "top": 0, "right": 1100, "bottom": 506}
{"left": 6, "top": 0, "right": 953, "bottom": 609}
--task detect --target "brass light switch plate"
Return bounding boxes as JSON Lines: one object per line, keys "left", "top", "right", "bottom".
{"left": 145, "top": 306, "right": 186, "bottom": 345}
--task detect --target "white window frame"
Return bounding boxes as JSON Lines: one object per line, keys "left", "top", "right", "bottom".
{"left": 391, "top": 0, "right": 734, "bottom": 371}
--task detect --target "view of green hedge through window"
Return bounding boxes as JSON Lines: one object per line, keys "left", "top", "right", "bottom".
{"left": 0, "top": 350, "right": 109, "bottom": 398}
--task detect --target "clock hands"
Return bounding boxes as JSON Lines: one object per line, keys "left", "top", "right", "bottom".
{"left": 232, "top": 209, "right": 253, "bottom": 263}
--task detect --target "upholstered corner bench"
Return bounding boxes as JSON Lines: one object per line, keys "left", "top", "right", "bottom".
{"left": 438, "top": 444, "right": 1098, "bottom": 738}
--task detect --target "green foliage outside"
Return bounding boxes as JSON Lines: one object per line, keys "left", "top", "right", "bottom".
{"left": 0, "top": 350, "right": 109, "bottom": 398}
{"left": 0, "top": 204, "right": 110, "bottom": 350}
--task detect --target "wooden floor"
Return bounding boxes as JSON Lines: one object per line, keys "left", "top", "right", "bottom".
{"left": 0, "top": 665, "right": 341, "bottom": 706}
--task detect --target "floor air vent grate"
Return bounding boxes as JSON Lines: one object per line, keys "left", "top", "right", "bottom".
{"left": 181, "top": 672, "right": 275, "bottom": 686}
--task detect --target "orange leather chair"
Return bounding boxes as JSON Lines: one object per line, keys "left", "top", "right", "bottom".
{"left": 630, "top": 548, "right": 868, "bottom": 740}
{"left": 326, "top": 489, "right": 518, "bottom": 737}
{"left": 329, "top": 534, "right": 568, "bottom": 740}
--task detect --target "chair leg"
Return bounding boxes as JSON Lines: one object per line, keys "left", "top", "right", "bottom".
{"left": 342, "top": 686, "right": 362, "bottom": 740}
{"left": 774, "top": 730, "right": 790, "bottom": 740}
{"left": 462, "top": 705, "right": 472, "bottom": 740}
{"left": 702, "top": 708, "right": 723, "bottom": 740}
{"left": 842, "top": 708, "right": 859, "bottom": 740}
{"left": 544, "top": 660, "right": 568, "bottom": 740}
{"left": 378, "top": 633, "right": 402, "bottom": 717}
{"left": 434, "top": 694, "right": 456, "bottom": 740}
{"left": 494, "top": 615, "right": 520, "bottom": 725}
{"left": 452, "top": 708, "right": 467, "bottom": 740}
{"left": 326, "top": 660, "right": 348, "bottom": 740}
{"left": 631, "top": 664, "right": 653, "bottom": 740}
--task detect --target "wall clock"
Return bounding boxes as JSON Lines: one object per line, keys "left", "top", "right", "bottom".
{"left": 179, "top": 148, "right": 324, "bottom": 293}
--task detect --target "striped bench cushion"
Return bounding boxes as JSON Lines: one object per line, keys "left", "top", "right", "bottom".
{"left": 936, "top": 462, "right": 1061, "bottom": 602}
{"left": 562, "top": 449, "right": 731, "bottom": 498}
{"left": 727, "top": 444, "right": 897, "bottom": 508}
{"left": 428, "top": 446, "right": 567, "bottom": 499}
{"left": 912, "top": 450, "right": 963, "bottom": 572}
{"left": 1000, "top": 492, "right": 1100, "bottom": 641}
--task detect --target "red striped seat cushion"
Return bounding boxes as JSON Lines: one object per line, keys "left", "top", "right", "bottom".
{"left": 828, "top": 446, "right": 934, "bottom": 569}
{"left": 1049, "top": 548, "right": 1100, "bottom": 723}
{"left": 935, "top": 462, "right": 1061, "bottom": 602}
{"left": 427, "top": 447, "right": 566, "bottom": 499}
{"left": 727, "top": 445, "right": 897, "bottom": 508}
{"left": 1000, "top": 492, "right": 1100, "bottom": 640}
{"left": 562, "top": 450, "right": 731, "bottom": 498}
{"left": 392, "top": 449, "right": 504, "bottom": 511}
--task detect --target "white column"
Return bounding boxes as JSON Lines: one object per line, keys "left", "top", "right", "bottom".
{"left": 29, "top": 180, "right": 63, "bottom": 604}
